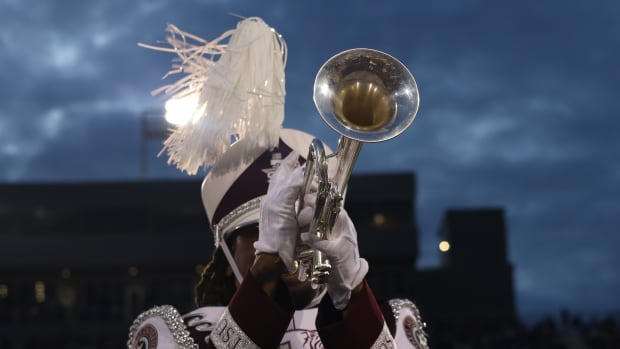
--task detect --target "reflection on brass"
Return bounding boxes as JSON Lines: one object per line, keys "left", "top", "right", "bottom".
{"left": 333, "top": 74, "right": 395, "bottom": 131}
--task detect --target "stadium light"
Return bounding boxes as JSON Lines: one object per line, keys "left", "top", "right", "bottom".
{"left": 164, "top": 95, "right": 202, "bottom": 126}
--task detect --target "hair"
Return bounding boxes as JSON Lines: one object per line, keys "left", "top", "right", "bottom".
{"left": 194, "top": 243, "right": 237, "bottom": 307}
{"left": 194, "top": 224, "right": 258, "bottom": 307}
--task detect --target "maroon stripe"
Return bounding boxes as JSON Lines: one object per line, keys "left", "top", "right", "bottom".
{"left": 211, "top": 139, "right": 294, "bottom": 226}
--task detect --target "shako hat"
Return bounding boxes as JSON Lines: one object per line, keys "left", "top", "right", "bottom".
{"left": 202, "top": 128, "right": 321, "bottom": 246}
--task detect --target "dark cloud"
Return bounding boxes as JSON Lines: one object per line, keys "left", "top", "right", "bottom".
{"left": 1, "top": 0, "right": 619, "bottom": 322}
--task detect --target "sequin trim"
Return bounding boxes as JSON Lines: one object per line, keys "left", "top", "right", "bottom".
{"left": 127, "top": 305, "right": 198, "bottom": 349}
{"left": 210, "top": 308, "right": 260, "bottom": 349}
{"left": 371, "top": 323, "right": 397, "bottom": 349}
{"left": 389, "top": 298, "right": 429, "bottom": 349}
{"left": 214, "top": 197, "right": 262, "bottom": 244}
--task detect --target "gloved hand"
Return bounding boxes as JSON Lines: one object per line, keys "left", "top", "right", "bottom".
{"left": 300, "top": 209, "right": 369, "bottom": 310}
{"left": 296, "top": 175, "right": 319, "bottom": 231}
{"left": 254, "top": 152, "right": 304, "bottom": 274}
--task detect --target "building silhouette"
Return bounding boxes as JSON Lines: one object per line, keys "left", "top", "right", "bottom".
{"left": 413, "top": 209, "right": 516, "bottom": 332}
{"left": 0, "top": 173, "right": 515, "bottom": 348}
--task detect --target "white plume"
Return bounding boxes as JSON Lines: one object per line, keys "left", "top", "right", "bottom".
{"left": 140, "top": 17, "right": 287, "bottom": 175}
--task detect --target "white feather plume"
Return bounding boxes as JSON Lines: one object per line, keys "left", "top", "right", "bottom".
{"left": 139, "top": 17, "right": 287, "bottom": 175}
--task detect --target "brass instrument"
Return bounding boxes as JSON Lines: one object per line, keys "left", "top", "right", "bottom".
{"left": 297, "top": 48, "right": 420, "bottom": 285}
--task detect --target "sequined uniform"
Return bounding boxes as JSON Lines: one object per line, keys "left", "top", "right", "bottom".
{"left": 128, "top": 274, "right": 428, "bottom": 349}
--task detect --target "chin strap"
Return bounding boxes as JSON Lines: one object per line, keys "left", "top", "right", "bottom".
{"left": 221, "top": 240, "right": 244, "bottom": 285}
{"left": 214, "top": 225, "right": 244, "bottom": 284}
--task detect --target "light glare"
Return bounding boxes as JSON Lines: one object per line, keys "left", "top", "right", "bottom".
{"left": 165, "top": 96, "right": 199, "bottom": 125}
{"left": 35, "top": 281, "right": 46, "bottom": 303}
{"left": 439, "top": 240, "right": 451, "bottom": 252}
{"left": 372, "top": 213, "right": 386, "bottom": 226}
{"left": 319, "top": 83, "right": 331, "bottom": 96}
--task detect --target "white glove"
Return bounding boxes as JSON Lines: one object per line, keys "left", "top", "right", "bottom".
{"left": 300, "top": 209, "right": 369, "bottom": 310}
{"left": 296, "top": 174, "right": 319, "bottom": 230}
{"left": 254, "top": 152, "right": 304, "bottom": 274}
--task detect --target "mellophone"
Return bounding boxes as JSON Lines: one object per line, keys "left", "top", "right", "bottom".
{"left": 295, "top": 48, "right": 420, "bottom": 286}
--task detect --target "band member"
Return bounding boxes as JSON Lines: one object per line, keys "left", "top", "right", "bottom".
{"left": 129, "top": 17, "right": 428, "bottom": 349}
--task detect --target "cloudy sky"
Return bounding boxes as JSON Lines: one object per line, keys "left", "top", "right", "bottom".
{"left": 1, "top": 0, "right": 618, "bottom": 323}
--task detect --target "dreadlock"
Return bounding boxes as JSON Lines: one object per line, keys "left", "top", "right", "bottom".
{"left": 194, "top": 243, "right": 237, "bottom": 307}
{"left": 194, "top": 224, "right": 258, "bottom": 307}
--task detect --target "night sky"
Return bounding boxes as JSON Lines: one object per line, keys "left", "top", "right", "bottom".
{"left": 1, "top": 0, "right": 618, "bottom": 323}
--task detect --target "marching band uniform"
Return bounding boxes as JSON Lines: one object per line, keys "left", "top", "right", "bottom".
{"left": 130, "top": 17, "right": 429, "bottom": 349}
{"left": 128, "top": 129, "right": 428, "bottom": 349}
{"left": 129, "top": 280, "right": 427, "bottom": 349}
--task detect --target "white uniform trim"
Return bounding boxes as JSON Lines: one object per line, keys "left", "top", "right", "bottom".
{"left": 389, "top": 299, "right": 429, "bottom": 349}
{"left": 127, "top": 305, "right": 198, "bottom": 349}
{"left": 210, "top": 308, "right": 260, "bottom": 349}
{"left": 129, "top": 300, "right": 429, "bottom": 349}
{"left": 371, "top": 323, "right": 397, "bottom": 349}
